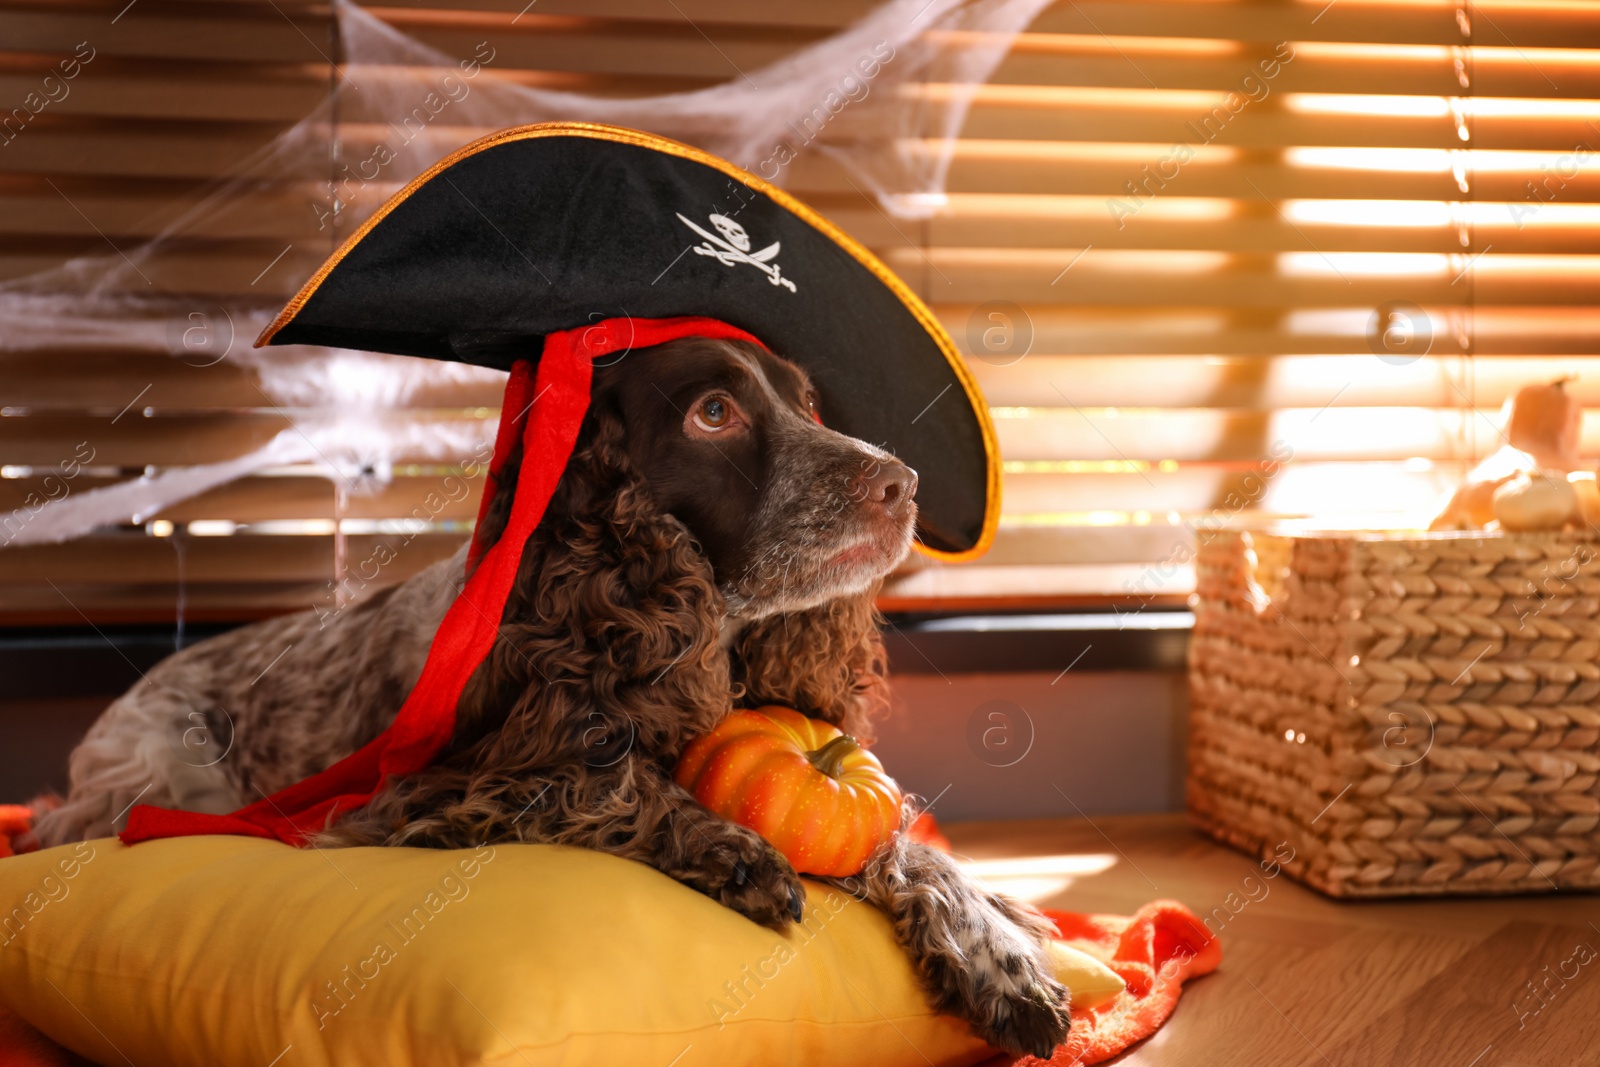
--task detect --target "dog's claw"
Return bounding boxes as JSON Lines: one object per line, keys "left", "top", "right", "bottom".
{"left": 1024, "top": 984, "right": 1067, "bottom": 1058}
{"left": 699, "top": 831, "right": 803, "bottom": 930}
{"left": 788, "top": 883, "right": 805, "bottom": 923}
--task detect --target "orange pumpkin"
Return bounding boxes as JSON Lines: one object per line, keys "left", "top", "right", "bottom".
{"left": 1505, "top": 376, "right": 1582, "bottom": 470}
{"left": 674, "top": 706, "right": 902, "bottom": 876}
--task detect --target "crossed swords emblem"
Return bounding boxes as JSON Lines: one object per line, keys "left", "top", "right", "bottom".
{"left": 676, "top": 212, "right": 798, "bottom": 293}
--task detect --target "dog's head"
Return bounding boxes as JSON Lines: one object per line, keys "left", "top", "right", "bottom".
{"left": 593, "top": 336, "right": 918, "bottom": 618}
{"left": 451, "top": 334, "right": 905, "bottom": 762}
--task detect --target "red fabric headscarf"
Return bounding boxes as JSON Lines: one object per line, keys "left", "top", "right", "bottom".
{"left": 121, "top": 316, "right": 762, "bottom": 846}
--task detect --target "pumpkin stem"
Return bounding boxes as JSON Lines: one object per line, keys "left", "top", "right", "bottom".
{"left": 806, "top": 734, "right": 859, "bottom": 779}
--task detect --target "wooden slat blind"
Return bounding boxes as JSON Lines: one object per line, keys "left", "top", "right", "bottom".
{"left": 1, "top": 0, "right": 1598, "bottom": 621}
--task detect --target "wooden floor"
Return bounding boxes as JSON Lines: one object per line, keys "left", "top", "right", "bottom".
{"left": 947, "top": 814, "right": 1600, "bottom": 1067}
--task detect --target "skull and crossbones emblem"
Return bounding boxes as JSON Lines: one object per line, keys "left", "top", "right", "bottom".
{"left": 676, "top": 212, "right": 798, "bottom": 293}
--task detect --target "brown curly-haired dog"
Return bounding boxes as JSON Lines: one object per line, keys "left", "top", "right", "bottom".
{"left": 35, "top": 337, "right": 1070, "bottom": 1058}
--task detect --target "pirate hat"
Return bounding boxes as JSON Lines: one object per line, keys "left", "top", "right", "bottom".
{"left": 258, "top": 122, "right": 996, "bottom": 558}
{"left": 122, "top": 122, "right": 997, "bottom": 847}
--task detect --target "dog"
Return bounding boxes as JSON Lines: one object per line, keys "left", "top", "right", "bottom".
{"left": 33, "top": 336, "right": 1071, "bottom": 1057}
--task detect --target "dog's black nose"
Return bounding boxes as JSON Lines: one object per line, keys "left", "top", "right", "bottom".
{"left": 855, "top": 459, "right": 918, "bottom": 515}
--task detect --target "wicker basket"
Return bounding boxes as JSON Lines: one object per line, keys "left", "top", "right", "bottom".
{"left": 1188, "top": 527, "right": 1600, "bottom": 898}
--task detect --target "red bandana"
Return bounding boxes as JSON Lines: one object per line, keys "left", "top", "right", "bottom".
{"left": 121, "top": 316, "right": 763, "bottom": 846}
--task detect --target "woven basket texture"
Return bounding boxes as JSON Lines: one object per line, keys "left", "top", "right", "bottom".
{"left": 1188, "top": 528, "right": 1600, "bottom": 897}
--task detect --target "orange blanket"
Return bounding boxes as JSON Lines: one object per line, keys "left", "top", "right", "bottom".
{"left": 0, "top": 805, "right": 31, "bottom": 858}
{"left": 995, "top": 902, "right": 1222, "bottom": 1066}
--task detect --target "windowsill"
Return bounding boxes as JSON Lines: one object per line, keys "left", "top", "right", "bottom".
{"left": 879, "top": 561, "right": 1192, "bottom": 615}
{"left": 881, "top": 610, "right": 1191, "bottom": 675}
{"left": 0, "top": 610, "right": 1195, "bottom": 700}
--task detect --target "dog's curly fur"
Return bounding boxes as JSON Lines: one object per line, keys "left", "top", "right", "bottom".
{"left": 730, "top": 596, "right": 890, "bottom": 746}
{"left": 34, "top": 339, "right": 1070, "bottom": 1058}
{"left": 317, "top": 404, "right": 884, "bottom": 925}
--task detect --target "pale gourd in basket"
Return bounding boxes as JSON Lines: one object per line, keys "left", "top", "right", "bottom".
{"left": 1430, "top": 376, "right": 1592, "bottom": 532}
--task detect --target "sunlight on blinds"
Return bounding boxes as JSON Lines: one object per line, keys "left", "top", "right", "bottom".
{"left": 884, "top": 0, "right": 1600, "bottom": 607}
{"left": 0, "top": 0, "right": 1597, "bottom": 619}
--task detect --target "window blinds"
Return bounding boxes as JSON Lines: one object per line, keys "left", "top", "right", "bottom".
{"left": 1, "top": 0, "right": 1596, "bottom": 622}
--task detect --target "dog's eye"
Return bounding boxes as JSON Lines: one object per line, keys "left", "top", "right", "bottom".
{"left": 692, "top": 395, "right": 734, "bottom": 432}
{"left": 808, "top": 397, "right": 823, "bottom": 425}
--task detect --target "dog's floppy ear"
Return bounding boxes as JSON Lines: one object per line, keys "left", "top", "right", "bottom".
{"left": 448, "top": 402, "right": 731, "bottom": 761}
{"left": 463, "top": 363, "right": 628, "bottom": 581}
{"left": 465, "top": 433, "right": 520, "bottom": 580}
{"left": 729, "top": 588, "right": 889, "bottom": 745}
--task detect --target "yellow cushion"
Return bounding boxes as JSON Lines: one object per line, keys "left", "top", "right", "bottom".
{"left": 0, "top": 837, "right": 1109, "bottom": 1067}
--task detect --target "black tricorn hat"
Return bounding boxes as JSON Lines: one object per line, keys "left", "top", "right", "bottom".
{"left": 257, "top": 121, "right": 998, "bottom": 560}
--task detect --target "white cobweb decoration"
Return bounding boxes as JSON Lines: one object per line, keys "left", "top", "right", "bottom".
{"left": 0, "top": 0, "right": 1051, "bottom": 545}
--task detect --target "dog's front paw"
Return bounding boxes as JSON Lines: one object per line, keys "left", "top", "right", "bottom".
{"left": 970, "top": 972, "right": 1072, "bottom": 1061}
{"left": 927, "top": 910, "right": 1072, "bottom": 1059}
{"left": 683, "top": 824, "right": 805, "bottom": 931}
